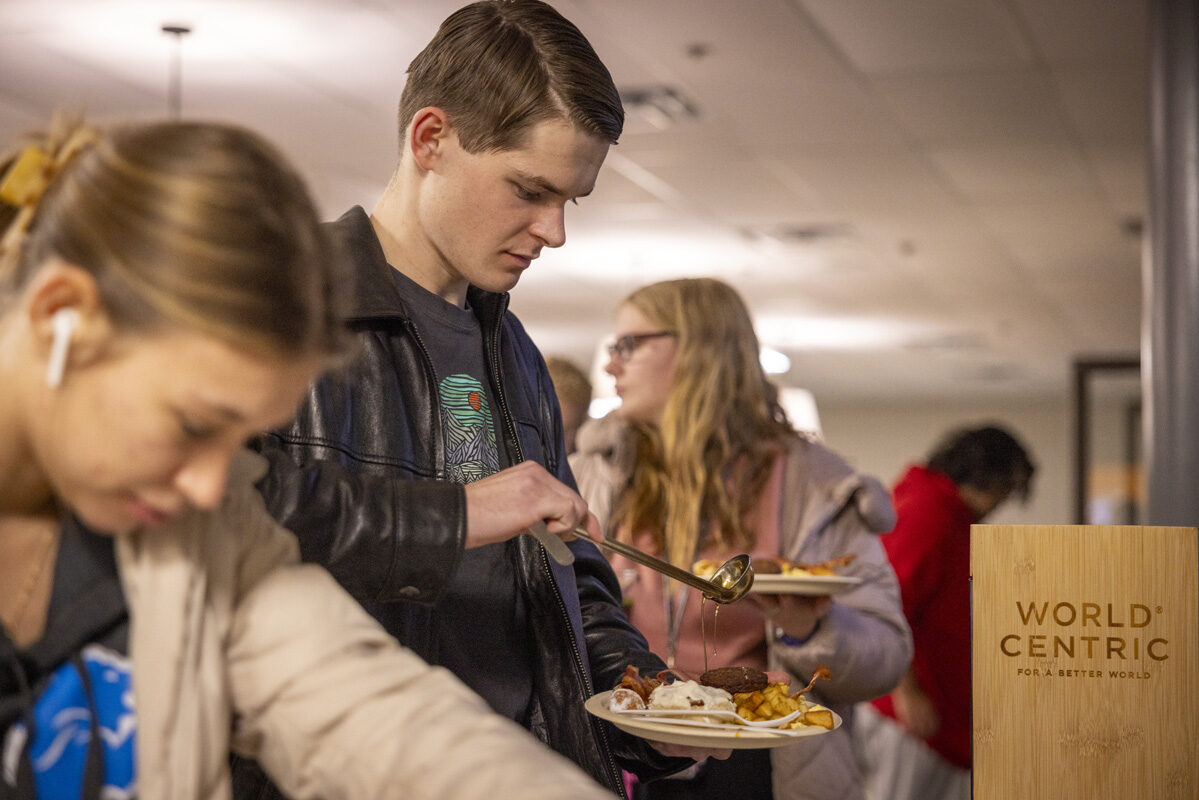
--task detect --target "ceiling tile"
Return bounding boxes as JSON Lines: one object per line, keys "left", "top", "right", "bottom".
{"left": 1008, "top": 0, "right": 1147, "bottom": 65}
{"left": 976, "top": 199, "right": 1139, "bottom": 276}
{"left": 873, "top": 69, "right": 1074, "bottom": 145}
{"left": 927, "top": 143, "right": 1099, "bottom": 202}
{"left": 770, "top": 149, "right": 962, "bottom": 213}
{"left": 1052, "top": 64, "right": 1147, "bottom": 148}
{"left": 796, "top": 0, "right": 1034, "bottom": 74}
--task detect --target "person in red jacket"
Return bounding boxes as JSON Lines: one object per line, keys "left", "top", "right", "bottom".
{"left": 854, "top": 424, "right": 1035, "bottom": 800}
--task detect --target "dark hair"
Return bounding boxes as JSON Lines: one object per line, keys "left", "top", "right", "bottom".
{"left": 1, "top": 118, "right": 350, "bottom": 360}
{"left": 926, "top": 424, "right": 1036, "bottom": 502}
{"left": 398, "top": 0, "right": 623, "bottom": 153}
{"left": 545, "top": 356, "right": 591, "bottom": 412}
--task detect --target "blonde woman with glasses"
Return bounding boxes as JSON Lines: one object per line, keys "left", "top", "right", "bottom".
{"left": 571, "top": 278, "right": 912, "bottom": 800}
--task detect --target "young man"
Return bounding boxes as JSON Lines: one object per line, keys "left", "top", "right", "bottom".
{"left": 232, "top": 3, "right": 702, "bottom": 798}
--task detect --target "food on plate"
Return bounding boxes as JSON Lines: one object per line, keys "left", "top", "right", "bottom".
{"left": 800, "top": 707, "right": 835, "bottom": 729}
{"left": 733, "top": 682, "right": 799, "bottom": 721}
{"left": 648, "top": 680, "right": 735, "bottom": 714}
{"left": 609, "top": 687, "right": 646, "bottom": 711}
{"left": 606, "top": 665, "right": 836, "bottom": 731}
{"left": 752, "top": 558, "right": 784, "bottom": 575}
{"left": 695, "top": 554, "right": 858, "bottom": 580}
{"left": 614, "top": 664, "right": 661, "bottom": 704}
{"left": 733, "top": 666, "right": 834, "bottom": 730}
{"left": 784, "top": 554, "right": 857, "bottom": 576}
{"left": 608, "top": 666, "right": 737, "bottom": 717}
{"left": 700, "top": 665, "right": 768, "bottom": 694}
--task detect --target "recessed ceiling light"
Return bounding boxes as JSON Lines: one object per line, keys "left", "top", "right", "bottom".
{"left": 588, "top": 396, "right": 621, "bottom": 419}
{"left": 760, "top": 347, "right": 792, "bottom": 374}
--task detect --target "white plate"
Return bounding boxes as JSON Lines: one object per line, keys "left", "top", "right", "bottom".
{"left": 749, "top": 573, "right": 863, "bottom": 596}
{"left": 585, "top": 690, "right": 841, "bottom": 750}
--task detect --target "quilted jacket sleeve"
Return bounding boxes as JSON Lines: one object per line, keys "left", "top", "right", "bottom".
{"left": 768, "top": 439, "right": 912, "bottom": 708}
{"left": 225, "top": 481, "right": 617, "bottom": 800}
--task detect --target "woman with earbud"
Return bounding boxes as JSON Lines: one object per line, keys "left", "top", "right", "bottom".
{"left": 0, "top": 118, "right": 615, "bottom": 800}
{"left": 570, "top": 278, "right": 912, "bottom": 800}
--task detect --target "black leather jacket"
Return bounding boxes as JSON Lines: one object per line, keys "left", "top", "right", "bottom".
{"left": 238, "top": 208, "right": 683, "bottom": 797}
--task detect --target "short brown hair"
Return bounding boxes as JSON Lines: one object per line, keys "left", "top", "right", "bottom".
{"left": 545, "top": 356, "right": 592, "bottom": 412}
{"left": 398, "top": 0, "right": 623, "bottom": 153}
{"left": 1, "top": 118, "right": 350, "bottom": 360}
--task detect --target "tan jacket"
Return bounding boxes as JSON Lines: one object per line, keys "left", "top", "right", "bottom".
{"left": 116, "top": 451, "right": 614, "bottom": 800}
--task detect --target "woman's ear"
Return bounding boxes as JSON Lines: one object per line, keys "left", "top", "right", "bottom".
{"left": 407, "top": 106, "right": 454, "bottom": 172}
{"left": 24, "top": 261, "right": 114, "bottom": 384}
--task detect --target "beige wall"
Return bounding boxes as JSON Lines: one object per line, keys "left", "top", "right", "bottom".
{"left": 814, "top": 399, "right": 1073, "bottom": 525}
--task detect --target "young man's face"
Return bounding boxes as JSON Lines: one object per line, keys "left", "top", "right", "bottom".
{"left": 419, "top": 118, "right": 609, "bottom": 293}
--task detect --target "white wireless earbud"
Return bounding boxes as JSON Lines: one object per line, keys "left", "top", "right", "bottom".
{"left": 45, "top": 308, "right": 79, "bottom": 389}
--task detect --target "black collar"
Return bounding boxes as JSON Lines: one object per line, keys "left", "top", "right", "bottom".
{"left": 331, "top": 206, "right": 508, "bottom": 328}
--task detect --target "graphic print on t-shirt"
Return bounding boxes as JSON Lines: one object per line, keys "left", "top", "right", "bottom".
{"left": 440, "top": 374, "right": 500, "bottom": 483}
{"left": 2, "top": 644, "right": 136, "bottom": 799}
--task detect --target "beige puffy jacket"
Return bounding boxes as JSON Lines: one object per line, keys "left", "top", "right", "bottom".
{"left": 572, "top": 416, "right": 911, "bottom": 800}
{"left": 116, "top": 451, "right": 614, "bottom": 800}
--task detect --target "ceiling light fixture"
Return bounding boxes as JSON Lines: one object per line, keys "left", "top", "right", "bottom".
{"left": 619, "top": 85, "right": 700, "bottom": 130}
{"left": 161, "top": 23, "right": 192, "bottom": 118}
{"left": 756, "top": 315, "right": 914, "bottom": 351}
{"left": 760, "top": 346, "right": 792, "bottom": 375}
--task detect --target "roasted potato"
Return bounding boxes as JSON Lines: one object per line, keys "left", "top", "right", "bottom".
{"left": 734, "top": 674, "right": 836, "bottom": 729}
{"left": 798, "top": 708, "right": 835, "bottom": 730}
{"left": 733, "top": 683, "right": 803, "bottom": 721}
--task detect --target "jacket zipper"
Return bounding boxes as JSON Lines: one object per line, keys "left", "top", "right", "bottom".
{"left": 485, "top": 296, "right": 625, "bottom": 796}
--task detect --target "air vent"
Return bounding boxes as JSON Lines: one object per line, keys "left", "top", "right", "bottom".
{"left": 958, "top": 363, "right": 1023, "bottom": 382}
{"left": 741, "top": 223, "right": 854, "bottom": 245}
{"left": 773, "top": 223, "right": 854, "bottom": 244}
{"left": 619, "top": 86, "right": 700, "bottom": 130}
{"left": 904, "top": 332, "right": 989, "bottom": 352}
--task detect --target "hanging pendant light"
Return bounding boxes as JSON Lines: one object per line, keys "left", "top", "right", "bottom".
{"left": 161, "top": 23, "right": 192, "bottom": 119}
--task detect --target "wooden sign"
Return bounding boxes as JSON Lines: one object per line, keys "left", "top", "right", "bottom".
{"left": 971, "top": 525, "right": 1198, "bottom": 800}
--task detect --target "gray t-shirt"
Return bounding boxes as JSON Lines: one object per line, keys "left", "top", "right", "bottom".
{"left": 388, "top": 268, "right": 535, "bottom": 724}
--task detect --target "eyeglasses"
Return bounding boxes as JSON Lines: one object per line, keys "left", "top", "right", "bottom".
{"left": 606, "top": 331, "right": 676, "bottom": 362}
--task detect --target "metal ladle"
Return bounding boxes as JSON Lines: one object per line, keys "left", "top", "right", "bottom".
{"left": 574, "top": 529, "right": 754, "bottom": 604}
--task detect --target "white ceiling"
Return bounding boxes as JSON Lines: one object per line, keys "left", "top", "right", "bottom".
{"left": 0, "top": 0, "right": 1146, "bottom": 403}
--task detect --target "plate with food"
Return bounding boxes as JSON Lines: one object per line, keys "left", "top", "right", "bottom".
{"left": 586, "top": 665, "right": 841, "bottom": 749}
{"left": 749, "top": 573, "right": 862, "bottom": 596}
{"left": 733, "top": 555, "right": 863, "bottom": 596}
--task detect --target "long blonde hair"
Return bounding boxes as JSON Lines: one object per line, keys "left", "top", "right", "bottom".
{"left": 617, "top": 278, "right": 796, "bottom": 567}
{"left": 0, "top": 117, "right": 350, "bottom": 360}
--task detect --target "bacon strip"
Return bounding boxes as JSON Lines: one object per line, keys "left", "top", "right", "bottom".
{"left": 617, "top": 665, "right": 662, "bottom": 702}
{"left": 791, "top": 666, "right": 831, "bottom": 699}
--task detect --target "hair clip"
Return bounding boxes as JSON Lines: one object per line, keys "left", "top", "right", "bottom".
{"left": 0, "top": 145, "right": 52, "bottom": 207}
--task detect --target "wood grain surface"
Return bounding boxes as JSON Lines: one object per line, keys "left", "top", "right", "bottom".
{"left": 971, "top": 524, "right": 1197, "bottom": 800}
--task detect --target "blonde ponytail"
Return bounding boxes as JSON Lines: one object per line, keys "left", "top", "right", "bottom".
{"left": 1, "top": 116, "right": 350, "bottom": 360}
